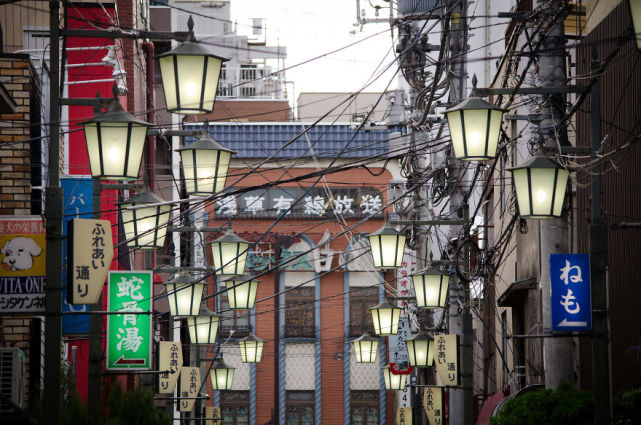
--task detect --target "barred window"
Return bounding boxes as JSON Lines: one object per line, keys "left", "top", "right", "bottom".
{"left": 285, "top": 287, "right": 315, "bottom": 338}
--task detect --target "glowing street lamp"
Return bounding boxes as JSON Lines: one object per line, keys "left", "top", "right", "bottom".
{"left": 223, "top": 276, "right": 260, "bottom": 310}
{"left": 239, "top": 334, "right": 264, "bottom": 363}
{"left": 382, "top": 365, "right": 407, "bottom": 390}
{"left": 351, "top": 333, "right": 379, "bottom": 363}
{"left": 210, "top": 229, "right": 251, "bottom": 276}
{"left": 367, "top": 224, "right": 406, "bottom": 269}
{"left": 509, "top": 155, "right": 569, "bottom": 219}
{"left": 82, "top": 100, "right": 150, "bottom": 180}
{"left": 210, "top": 357, "right": 235, "bottom": 390}
{"left": 176, "top": 131, "right": 235, "bottom": 195}
{"left": 120, "top": 191, "right": 171, "bottom": 249}
{"left": 445, "top": 95, "right": 505, "bottom": 161}
{"left": 405, "top": 333, "right": 435, "bottom": 368}
{"left": 369, "top": 300, "right": 401, "bottom": 336}
{"left": 157, "top": 17, "right": 228, "bottom": 114}
{"left": 186, "top": 306, "right": 220, "bottom": 344}
{"left": 165, "top": 274, "right": 204, "bottom": 317}
{"left": 411, "top": 268, "right": 450, "bottom": 308}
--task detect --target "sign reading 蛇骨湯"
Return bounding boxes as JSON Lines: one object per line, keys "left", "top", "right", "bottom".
{"left": 106, "top": 271, "right": 152, "bottom": 370}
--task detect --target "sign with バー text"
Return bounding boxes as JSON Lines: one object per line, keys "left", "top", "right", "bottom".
{"left": 551, "top": 254, "right": 591, "bottom": 332}
{"left": 106, "top": 271, "right": 152, "bottom": 370}
{"left": 434, "top": 334, "right": 458, "bottom": 386}
{"left": 158, "top": 341, "right": 183, "bottom": 393}
{"left": 179, "top": 366, "right": 200, "bottom": 412}
{"left": 423, "top": 387, "right": 444, "bottom": 425}
{"left": 68, "top": 219, "right": 113, "bottom": 304}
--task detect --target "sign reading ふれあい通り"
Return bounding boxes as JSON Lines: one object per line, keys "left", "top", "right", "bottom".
{"left": 106, "top": 271, "right": 152, "bottom": 370}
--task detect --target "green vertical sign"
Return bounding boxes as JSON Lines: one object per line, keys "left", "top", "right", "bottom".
{"left": 106, "top": 271, "right": 152, "bottom": 370}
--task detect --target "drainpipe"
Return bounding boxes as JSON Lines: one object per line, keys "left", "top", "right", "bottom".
{"left": 143, "top": 41, "right": 156, "bottom": 191}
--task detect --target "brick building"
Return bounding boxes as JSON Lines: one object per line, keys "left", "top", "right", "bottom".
{"left": 183, "top": 122, "right": 403, "bottom": 424}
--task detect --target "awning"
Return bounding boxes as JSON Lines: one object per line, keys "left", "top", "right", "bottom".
{"left": 475, "top": 391, "right": 509, "bottom": 425}
{"left": 497, "top": 277, "right": 537, "bottom": 307}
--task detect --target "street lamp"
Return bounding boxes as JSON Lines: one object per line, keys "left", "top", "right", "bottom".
{"left": 405, "top": 333, "right": 434, "bottom": 368}
{"left": 210, "top": 357, "right": 235, "bottom": 390}
{"left": 82, "top": 100, "right": 150, "bottom": 180}
{"left": 351, "top": 333, "right": 379, "bottom": 363}
{"left": 630, "top": 0, "right": 641, "bottom": 49}
{"left": 367, "top": 223, "right": 406, "bottom": 269}
{"left": 509, "top": 155, "right": 569, "bottom": 219}
{"left": 176, "top": 131, "right": 235, "bottom": 195}
{"left": 186, "top": 305, "right": 220, "bottom": 344}
{"left": 445, "top": 95, "right": 505, "bottom": 161}
{"left": 210, "top": 229, "right": 251, "bottom": 276}
{"left": 369, "top": 300, "right": 401, "bottom": 336}
{"left": 157, "top": 17, "right": 228, "bottom": 114}
{"left": 222, "top": 276, "right": 260, "bottom": 310}
{"left": 120, "top": 191, "right": 171, "bottom": 249}
{"left": 238, "top": 334, "right": 264, "bottom": 363}
{"left": 382, "top": 365, "right": 407, "bottom": 390}
{"left": 411, "top": 268, "right": 450, "bottom": 308}
{"left": 165, "top": 274, "right": 205, "bottom": 317}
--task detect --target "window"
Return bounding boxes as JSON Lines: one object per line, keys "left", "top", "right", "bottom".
{"left": 220, "top": 64, "right": 227, "bottom": 81}
{"left": 351, "top": 391, "right": 379, "bottom": 425}
{"left": 240, "top": 86, "right": 256, "bottom": 97}
{"left": 220, "top": 294, "right": 250, "bottom": 338}
{"left": 240, "top": 65, "right": 257, "bottom": 80}
{"left": 286, "top": 391, "right": 314, "bottom": 425}
{"left": 349, "top": 286, "right": 379, "bottom": 337}
{"left": 217, "top": 84, "right": 233, "bottom": 97}
{"left": 221, "top": 391, "right": 249, "bottom": 425}
{"left": 285, "top": 287, "right": 315, "bottom": 338}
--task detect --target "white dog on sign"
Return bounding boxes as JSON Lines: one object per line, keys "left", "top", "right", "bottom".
{"left": 1, "top": 237, "right": 43, "bottom": 271}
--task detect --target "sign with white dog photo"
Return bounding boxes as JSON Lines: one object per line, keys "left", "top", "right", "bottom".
{"left": 0, "top": 216, "right": 46, "bottom": 313}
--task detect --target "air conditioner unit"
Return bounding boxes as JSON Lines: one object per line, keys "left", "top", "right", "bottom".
{"left": 0, "top": 348, "right": 26, "bottom": 411}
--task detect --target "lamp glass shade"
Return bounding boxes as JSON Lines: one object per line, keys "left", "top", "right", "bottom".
{"left": 368, "top": 224, "right": 406, "bottom": 269}
{"left": 631, "top": 0, "right": 641, "bottom": 49}
{"left": 120, "top": 192, "right": 171, "bottom": 249}
{"left": 405, "top": 333, "right": 435, "bottom": 367}
{"left": 510, "top": 156, "right": 569, "bottom": 218}
{"left": 165, "top": 274, "right": 205, "bottom": 317}
{"left": 412, "top": 269, "right": 450, "bottom": 308}
{"left": 83, "top": 106, "right": 150, "bottom": 180}
{"left": 351, "top": 334, "right": 379, "bottom": 363}
{"left": 239, "top": 334, "right": 264, "bottom": 363}
{"left": 210, "top": 230, "right": 250, "bottom": 276}
{"left": 210, "top": 360, "right": 235, "bottom": 390}
{"left": 445, "top": 97, "right": 504, "bottom": 161}
{"left": 158, "top": 42, "right": 226, "bottom": 114}
{"left": 382, "top": 365, "right": 407, "bottom": 390}
{"left": 369, "top": 301, "right": 401, "bottom": 336}
{"left": 223, "top": 277, "right": 259, "bottom": 310}
{"left": 186, "top": 307, "right": 220, "bottom": 344}
{"left": 177, "top": 134, "right": 234, "bottom": 195}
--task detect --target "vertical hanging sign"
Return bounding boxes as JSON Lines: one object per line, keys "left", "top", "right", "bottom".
{"left": 423, "top": 387, "right": 444, "bottom": 425}
{"left": 158, "top": 341, "right": 183, "bottom": 393}
{"left": 434, "top": 334, "right": 458, "bottom": 386}
{"left": 106, "top": 271, "right": 152, "bottom": 369}
{"left": 68, "top": 218, "right": 113, "bottom": 304}
{"left": 179, "top": 366, "right": 200, "bottom": 412}
{"left": 396, "top": 406, "right": 413, "bottom": 425}
{"left": 550, "top": 253, "right": 591, "bottom": 332}
{"left": 206, "top": 407, "right": 222, "bottom": 425}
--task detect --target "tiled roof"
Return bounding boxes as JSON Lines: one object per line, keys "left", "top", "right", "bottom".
{"left": 185, "top": 123, "right": 392, "bottom": 159}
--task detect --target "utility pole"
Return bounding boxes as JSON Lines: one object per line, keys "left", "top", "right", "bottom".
{"left": 535, "top": 0, "right": 575, "bottom": 388}
{"left": 589, "top": 48, "right": 611, "bottom": 425}
{"left": 447, "top": 1, "right": 473, "bottom": 424}
{"left": 44, "top": 2, "right": 63, "bottom": 424}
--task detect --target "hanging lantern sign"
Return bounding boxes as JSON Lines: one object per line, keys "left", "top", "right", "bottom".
{"left": 158, "top": 341, "right": 183, "bottom": 393}
{"left": 434, "top": 334, "right": 459, "bottom": 386}
{"left": 179, "top": 366, "right": 200, "bottom": 412}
